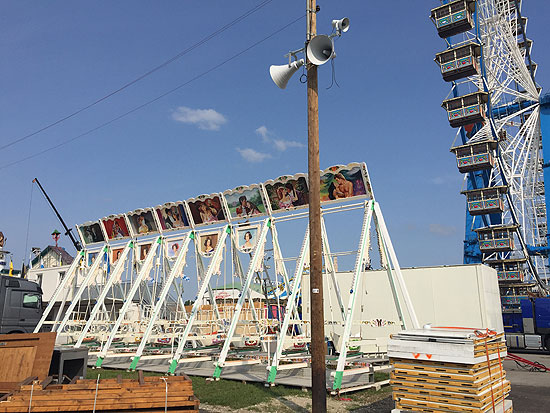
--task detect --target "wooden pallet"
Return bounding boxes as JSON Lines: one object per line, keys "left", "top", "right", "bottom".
{"left": 390, "top": 372, "right": 507, "bottom": 394}
{"left": 0, "top": 375, "right": 199, "bottom": 412}
{"left": 392, "top": 380, "right": 510, "bottom": 404}
{"left": 391, "top": 355, "right": 504, "bottom": 373}
{"left": 395, "top": 397, "right": 513, "bottom": 413}
{"left": 393, "top": 367, "right": 504, "bottom": 384}
{"left": 395, "top": 393, "right": 509, "bottom": 412}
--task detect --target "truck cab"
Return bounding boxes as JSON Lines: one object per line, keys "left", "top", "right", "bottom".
{"left": 0, "top": 275, "right": 43, "bottom": 334}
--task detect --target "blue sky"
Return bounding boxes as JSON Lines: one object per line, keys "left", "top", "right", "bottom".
{"left": 1, "top": 1, "right": 549, "bottom": 268}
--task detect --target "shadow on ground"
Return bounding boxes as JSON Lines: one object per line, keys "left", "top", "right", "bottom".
{"left": 351, "top": 395, "right": 393, "bottom": 412}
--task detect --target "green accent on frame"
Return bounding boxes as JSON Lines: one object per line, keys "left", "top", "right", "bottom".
{"left": 267, "top": 366, "right": 278, "bottom": 383}
{"left": 213, "top": 365, "right": 223, "bottom": 379}
{"left": 128, "top": 356, "right": 140, "bottom": 371}
{"left": 168, "top": 359, "right": 178, "bottom": 374}
{"left": 94, "top": 357, "right": 104, "bottom": 368}
{"left": 332, "top": 370, "right": 344, "bottom": 390}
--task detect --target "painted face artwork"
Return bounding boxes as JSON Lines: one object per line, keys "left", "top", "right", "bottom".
{"left": 188, "top": 196, "right": 226, "bottom": 226}
{"left": 156, "top": 204, "right": 189, "bottom": 231}
{"left": 264, "top": 176, "right": 309, "bottom": 213}
{"left": 223, "top": 186, "right": 266, "bottom": 220}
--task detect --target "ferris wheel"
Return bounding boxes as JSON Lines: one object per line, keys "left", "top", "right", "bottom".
{"left": 430, "top": 0, "right": 550, "bottom": 307}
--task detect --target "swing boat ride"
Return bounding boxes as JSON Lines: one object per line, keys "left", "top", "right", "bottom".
{"left": 17, "top": 0, "right": 550, "bottom": 402}
{"left": 32, "top": 162, "right": 421, "bottom": 392}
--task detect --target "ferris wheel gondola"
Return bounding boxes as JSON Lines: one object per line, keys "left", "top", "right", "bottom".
{"left": 430, "top": 0, "right": 550, "bottom": 310}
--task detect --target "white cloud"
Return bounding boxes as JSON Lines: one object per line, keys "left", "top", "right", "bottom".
{"left": 273, "top": 138, "right": 304, "bottom": 151}
{"left": 172, "top": 106, "right": 227, "bottom": 131}
{"left": 255, "top": 125, "right": 304, "bottom": 151}
{"left": 236, "top": 148, "right": 271, "bottom": 163}
{"left": 255, "top": 126, "right": 270, "bottom": 142}
{"left": 429, "top": 223, "right": 457, "bottom": 237}
{"left": 431, "top": 176, "right": 446, "bottom": 185}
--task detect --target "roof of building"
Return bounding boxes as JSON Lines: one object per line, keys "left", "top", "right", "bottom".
{"left": 31, "top": 246, "right": 74, "bottom": 267}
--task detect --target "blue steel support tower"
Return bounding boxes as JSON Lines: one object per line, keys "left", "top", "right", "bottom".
{"left": 431, "top": 0, "right": 549, "bottom": 307}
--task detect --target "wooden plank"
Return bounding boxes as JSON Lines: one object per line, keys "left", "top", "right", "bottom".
{"left": 391, "top": 365, "right": 505, "bottom": 384}
{"left": 390, "top": 374, "right": 507, "bottom": 395}
{"left": 0, "top": 398, "right": 199, "bottom": 411}
{"left": 39, "top": 376, "right": 53, "bottom": 390}
{"left": 391, "top": 380, "right": 510, "bottom": 403}
{"left": 9, "top": 387, "right": 195, "bottom": 401}
{"left": 395, "top": 396, "right": 512, "bottom": 413}
{"left": 0, "top": 332, "right": 55, "bottom": 392}
{"left": 0, "top": 376, "right": 199, "bottom": 412}
{"left": 395, "top": 393, "right": 509, "bottom": 412}
{"left": 393, "top": 381, "right": 510, "bottom": 406}
{"left": 391, "top": 357, "right": 504, "bottom": 374}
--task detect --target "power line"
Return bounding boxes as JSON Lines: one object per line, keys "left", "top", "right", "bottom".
{"left": 0, "top": 0, "right": 274, "bottom": 151}
{"left": 1, "top": 14, "right": 305, "bottom": 171}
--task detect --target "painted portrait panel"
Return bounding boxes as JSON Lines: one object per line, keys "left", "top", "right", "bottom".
{"left": 112, "top": 248, "right": 124, "bottom": 265}
{"left": 129, "top": 209, "right": 158, "bottom": 236}
{"left": 223, "top": 185, "right": 266, "bottom": 220}
{"left": 199, "top": 232, "right": 219, "bottom": 257}
{"left": 166, "top": 239, "right": 183, "bottom": 259}
{"left": 87, "top": 252, "right": 98, "bottom": 267}
{"left": 156, "top": 203, "right": 189, "bottom": 231}
{"left": 140, "top": 243, "right": 152, "bottom": 261}
{"left": 79, "top": 222, "right": 105, "bottom": 245}
{"left": 264, "top": 175, "right": 309, "bottom": 213}
{"left": 187, "top": 195, "right": 226, "bottom": 226}
{"left": 320, "top": 163, "right": 372, "bottom": 203}
{"left": 236, "top": 225, "right": 259, "bottom": 253}
{"left": 102, "top": 216, "right": 130, "bottom": 240}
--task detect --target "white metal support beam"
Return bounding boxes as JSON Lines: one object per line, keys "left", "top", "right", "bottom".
{"left": 55, "top": 246, "right": 108, "bottom": 338}
{"left": 266, "top": 227, "right": 310, "bottom": 384}
{"left": 213, "top": 219, "right": 271, "bottom": 379}
{"left": 33, "top": 249, "right": 85, "bottom": 333}
{"left": 128, "top": 232, "right": 194, "bottom": 371}
{"left": 74, "top": 240, "right": 134, "bottom": 348}
{"left": 94, "top": 236, "right": 162, "bottom": 367}
{"left": 167, "top": 226, "right": 230, "bottom": 374}
{"left": 332, "top": 200, "right": 373, "bottom": 390}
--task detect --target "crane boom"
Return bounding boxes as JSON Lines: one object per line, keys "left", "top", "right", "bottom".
{"left": 33, "top": 178, "right": 82, "bottom": 251}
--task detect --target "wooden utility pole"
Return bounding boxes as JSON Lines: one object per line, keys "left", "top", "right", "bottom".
{"left": 306, "top": 0, "right": 326, "bottom": 411}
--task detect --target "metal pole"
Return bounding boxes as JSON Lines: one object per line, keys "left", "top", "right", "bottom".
{"left": 306, "top": 0, "right": 326, "bottom": 410}
{"left": 33, "top": 178, "right": 82, "bottom": 251}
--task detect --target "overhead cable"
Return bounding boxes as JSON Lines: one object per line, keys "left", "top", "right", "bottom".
{"left": 0, "top": 0, "right": 274, "bottom": 151}
{"left": 0, "top": 14, "right": 305, "bottom": 171}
